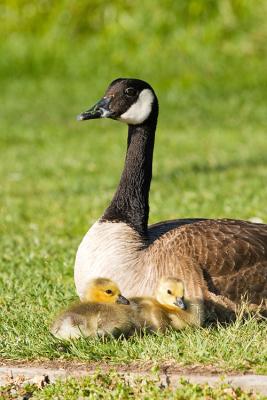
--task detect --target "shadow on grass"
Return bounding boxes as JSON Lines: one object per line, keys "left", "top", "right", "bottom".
{"left": 157, "top": 154, "right": 267, "bottom": 181}
{"left": 190, "top": 155, "right": 267, "bottom": 174}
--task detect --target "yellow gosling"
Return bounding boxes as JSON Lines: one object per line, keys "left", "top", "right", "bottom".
{"left": 131, "top": 277, "right": 204, "bottom": 332}
{"left": 156, "top": 276, "right": 204, "bottom": 329}
{"left": 81, "top": 277, "right": 129, "bottom": 305}
{"left": 51, "top": 278, "right": 133, "bottom": 340}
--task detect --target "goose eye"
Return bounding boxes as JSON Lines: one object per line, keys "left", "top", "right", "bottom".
{"left": 125, "top": 87, "right": 137, "bottom": 97}
{"left": 105, "top": 289, "right": 113, "bottom": 294}
{"left": 167, "top": 290, "right": 172, "bottom": 295}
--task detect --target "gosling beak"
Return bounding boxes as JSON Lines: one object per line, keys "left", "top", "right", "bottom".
{"left": 77, "top": 97, "right": 114, "bottom": 121}
{"left": 116, "top": 294, "right": 130, "bottom": 305}
{"left": 174, "top": 297, "right": 186, "bottom": 310}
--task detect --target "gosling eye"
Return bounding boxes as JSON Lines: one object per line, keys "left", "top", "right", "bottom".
{"left": 105, "top": 289, "right": 113, "bottom": 294}
{"left": 125, "top": 87, "right": 137, "bottom": 97}
{"left": 167, "top": 289, "right": 172, "bottom": 295}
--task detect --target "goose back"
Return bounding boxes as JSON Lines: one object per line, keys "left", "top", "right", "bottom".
{"left": 148, "top": 218, "right": 267, "bottom": 304}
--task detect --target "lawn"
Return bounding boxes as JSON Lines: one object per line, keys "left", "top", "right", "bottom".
{"left": 1, "top": 1, "right": 267, "bottom": 397}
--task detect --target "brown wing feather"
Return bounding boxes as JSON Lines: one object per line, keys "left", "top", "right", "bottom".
{"left": 148, "top": 219, "right": 267, "bottom": 304}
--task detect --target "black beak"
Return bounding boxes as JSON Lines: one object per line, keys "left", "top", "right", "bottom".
{"left": 77, "top": 97, "right": 113, "bottom": 121}
{"left": 174, "top": 297, "right": 186, "bottom": 310}
{"left": 116, "top": 294, "right": 130, "bottom": 305}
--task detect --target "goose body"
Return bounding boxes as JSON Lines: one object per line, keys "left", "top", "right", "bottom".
{"left": 74, "top": 78, "right": 267, "bottom": 314}
{"left": 51, "top": 278, "right": 133, "bottom": 339}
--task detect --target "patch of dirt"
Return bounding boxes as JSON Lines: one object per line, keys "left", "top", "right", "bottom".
{"left": 0, "top": 358, "right": 248, "bottom": 376}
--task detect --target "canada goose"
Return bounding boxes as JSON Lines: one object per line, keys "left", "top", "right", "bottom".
{"left": 74, "top": 78, "right": 267, "bottom": 315}
{"left": 51, "top": 278, "right": 133, "bottom": 339}
{"left": 131, "top": 277, "right": 203, "bottom": 332}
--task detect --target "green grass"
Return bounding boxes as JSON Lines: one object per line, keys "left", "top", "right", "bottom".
{"left": 1, "top": 0, "right": 267, "bottom": 377}
{"left": 1, "top": 372, "right": 266, "bottom": 400}
{"left": 1, "top": 310, "right": 266, "bottom": 373}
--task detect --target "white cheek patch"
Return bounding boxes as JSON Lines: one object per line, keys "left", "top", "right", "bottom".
{"left": 119, "top": 89, "right": 154, "bottom": 125}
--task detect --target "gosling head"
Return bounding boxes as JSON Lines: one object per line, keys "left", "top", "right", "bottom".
{"left": 156, "top": 277, "right": 186, "bottom": 311}
{"left": 82, "top": 278, "right": 130, "bottom": 305}
{"left": 77, "top": 78, "right": 158, "bottom": 126}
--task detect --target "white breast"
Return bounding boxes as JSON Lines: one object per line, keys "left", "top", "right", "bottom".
{"left": 74, "top": 220, "right": 150, "bottom": 298}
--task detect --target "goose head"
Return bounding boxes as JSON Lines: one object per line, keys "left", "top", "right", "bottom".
{"left": 156, "top": 277, "right": 186, "bottom": 311}
{"left": 78, "top": 78, "right": 158, "bottom": 126}
{"left": 81, "top": 277, "right": 130, "bottom": 305}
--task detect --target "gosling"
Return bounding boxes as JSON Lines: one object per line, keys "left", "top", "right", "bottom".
{"left": 131, "top": 277, "right": 204, "bottom": 332}
{"left": 51, "top": 278, "right": 134, "bottom": 340}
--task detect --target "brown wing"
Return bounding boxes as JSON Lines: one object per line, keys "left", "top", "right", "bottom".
{"left": 148, "top": 219, "right": 267, "bottom": 304}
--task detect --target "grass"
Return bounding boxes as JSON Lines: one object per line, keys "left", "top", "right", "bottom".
{"left": 0, "top": 0, "right": 267, "bottom": 385}
{"left": 1, "top": 309, "right": 266, "bottom": 373}
{"left": 1, "top": 371, "right": 266, "bottom": 400}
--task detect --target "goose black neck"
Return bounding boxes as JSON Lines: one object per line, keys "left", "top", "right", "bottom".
{"left": 102, "top": 108, "right": 158, "bottom": 236}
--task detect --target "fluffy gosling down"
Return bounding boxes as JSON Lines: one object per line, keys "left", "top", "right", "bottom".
{"left": 51, "top": 278, "right": 134, "bottom": 340}
{"left": 131, "top": 277, "right": 204, "bottom": 332}
{"left": 51, "top": 277, "right": 203, "bottom": 340}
